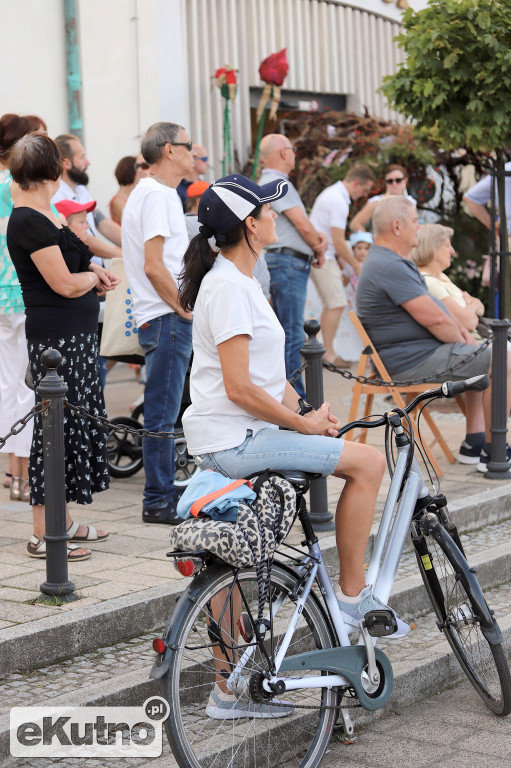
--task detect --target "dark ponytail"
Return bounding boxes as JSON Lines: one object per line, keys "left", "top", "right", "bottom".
{"left": 179, "top": 235, "right": 217, "bottom": 311}
{"left": 179, "top": 204, "right": 264, "bottom": 311}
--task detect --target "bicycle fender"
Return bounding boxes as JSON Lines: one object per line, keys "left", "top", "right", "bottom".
{"left": 279, "top": 645, "right": 393, "bottom": 711}
{"left": 420, "top": 512, "right": 500, "bottom": 639}
{"left": 149, "top": 563, "right": 228, "bottom": 680}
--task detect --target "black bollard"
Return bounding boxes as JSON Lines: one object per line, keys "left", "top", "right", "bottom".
{"left": 37, "top": 349, "right": 77, "bottom": 601}
{"left": 486, "top": 320, "right": 511, "bottom": 479}
{"left": 301, "top": 320, "right": 335, "bottom": 531}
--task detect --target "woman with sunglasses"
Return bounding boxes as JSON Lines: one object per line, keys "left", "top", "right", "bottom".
{"left": 350, "top": 163, "right": 415, "bottom": 233}
{"left": 178, "top": 174, "right": 409, "bottom": 719}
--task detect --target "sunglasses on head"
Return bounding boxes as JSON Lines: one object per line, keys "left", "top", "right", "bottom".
{"left": 385, "top": 177, "right": 405, "bottom": 184}
{"left": 135, "top": 161, "right": 150, "bottom": 170}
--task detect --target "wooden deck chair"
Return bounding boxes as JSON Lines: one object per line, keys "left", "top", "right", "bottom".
{"left": 345, "top": 311, "right": 466, "bottom": 478}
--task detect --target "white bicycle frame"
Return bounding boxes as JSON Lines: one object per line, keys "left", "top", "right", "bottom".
{"left": 227, "top": 421, "right": 432, "bottom": 696}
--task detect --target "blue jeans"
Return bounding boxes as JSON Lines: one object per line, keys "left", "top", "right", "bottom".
{"left": 138, "top": 313, "right": 193, "bottom": 510}
{"left": 266, "top": 250, "right": 310, "bottom": 398}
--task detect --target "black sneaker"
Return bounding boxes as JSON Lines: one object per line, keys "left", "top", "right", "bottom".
{"left": 477, "top": 445, "right": 511, "bottom": 473}
{"left": 456, "top": 440, "right": 483, "bottom": 465}
{"left": 142, "top": 499, "right": 181, "bottom": 524}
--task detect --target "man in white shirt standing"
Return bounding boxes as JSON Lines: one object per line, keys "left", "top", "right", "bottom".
{"left": 122, "top": 122, "right": 194, "bottom": 524}
{"left": 309, "top": 165, "right": 374, "bottom": 365}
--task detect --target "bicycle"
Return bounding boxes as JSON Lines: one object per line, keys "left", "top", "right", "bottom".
{"left": 150, "top": 374, "right": 511, "bottom": 768}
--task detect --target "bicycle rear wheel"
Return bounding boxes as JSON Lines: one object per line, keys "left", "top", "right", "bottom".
{"left": 414, "top": 515, "right": 511, "bottom": 716}
{"left": 162, "top": 563, "right": 338, "bottom": 768}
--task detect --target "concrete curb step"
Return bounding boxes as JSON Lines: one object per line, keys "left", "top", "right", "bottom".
{"left": 1, "top": 592, "right": 510, "bottom": 768}
{"left": 1, "top": 485, "right": 510, "bottom": 679}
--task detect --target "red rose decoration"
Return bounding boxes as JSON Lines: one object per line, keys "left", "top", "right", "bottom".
{"left": 259, "top": 49, "right": 289, "bottom": 86}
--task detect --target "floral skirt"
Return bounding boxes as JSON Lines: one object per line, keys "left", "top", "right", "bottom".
{"left": 27, "top": 332, "right": 110, "bottom": 506}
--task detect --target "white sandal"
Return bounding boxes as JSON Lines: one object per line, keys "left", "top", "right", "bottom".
{"left": 26, "top": 535, "right": 91, "bottom": 561}
{"left": 66, "top": 520, "right": 109, "bottom": 542}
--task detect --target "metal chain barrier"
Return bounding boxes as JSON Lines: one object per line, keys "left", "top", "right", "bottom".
{"left": 321, "top": 334, "right": 493, "bottom": 388}
{"left": 64, "top": 400, "right": 181, "bottom": 440}
{"left": 0, "top": 402, "right": 47, "bottom": 451}
{"left": 287, "top": 360, "right": 308, "bottom": 385}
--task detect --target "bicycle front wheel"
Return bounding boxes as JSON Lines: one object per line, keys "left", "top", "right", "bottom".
{"left": 415, "top": 516, "right": 511, "bottom": 716}
{"left": 162, "top": 563, "right": 338, "bottom": 768}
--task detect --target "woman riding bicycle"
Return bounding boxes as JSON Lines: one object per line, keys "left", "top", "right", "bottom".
{"left": 178, "top": 174, "right": 407, "bottom": 715}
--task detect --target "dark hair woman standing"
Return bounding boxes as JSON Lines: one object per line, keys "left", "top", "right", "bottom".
{"left": 7, "top": 134, "right": 120, "bottom": 560}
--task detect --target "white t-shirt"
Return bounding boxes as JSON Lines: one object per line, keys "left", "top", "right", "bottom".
{"left": 310, "top": 181, "right": 350, "bottom": 262}
{"left": 182, "top": 254, "right": 286, "bottom": 455}
{"left": 368, "top": 193, "right": 416, "bottom": 205}
{"left": 121, "top": 177, "right": 188, "bottom": 325}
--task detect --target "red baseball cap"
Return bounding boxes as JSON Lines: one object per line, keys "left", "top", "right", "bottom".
{"left": 54, "top": 199, "right": 96, "bottom": 218}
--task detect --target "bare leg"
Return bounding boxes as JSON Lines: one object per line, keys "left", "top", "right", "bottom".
{"left": 11, "top": 455, "right": 29, "bottom": 479}
{"left": 332, "top": 441, "right": 386, "bottom": 596}
{"left": 321, "top": 307, "right": 344, "bottom": 363}
{"left": 32, "top": 504, "right": 95, "bottom": 558}
{"left": 210, "top": 585, "right": 242, "bottom": 692}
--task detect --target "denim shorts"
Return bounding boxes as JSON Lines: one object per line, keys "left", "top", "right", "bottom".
{"left": 194, "top": 428, "right": 344, "bottom": 478}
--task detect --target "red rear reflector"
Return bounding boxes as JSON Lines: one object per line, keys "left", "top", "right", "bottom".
{"left": 177, "top": 560, "right": 195, "bottom": 577}
{"left": 153, "top": 638, "right": 165, "bottom": 654}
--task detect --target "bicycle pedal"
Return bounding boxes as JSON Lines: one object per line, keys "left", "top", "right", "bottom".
{"left": 363, "top": 609, "right": 398, "bottom": 637}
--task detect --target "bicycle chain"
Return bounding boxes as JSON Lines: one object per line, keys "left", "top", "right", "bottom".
{"left": 255, "top": 689, "right": 361, "bottom": 712}
{"left": 0, "top": 402, "right": 47, "bottom": 451}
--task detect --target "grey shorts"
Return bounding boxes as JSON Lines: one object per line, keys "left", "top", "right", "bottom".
{"left": 394, "top": 342, "right": 491, "bottom": 383}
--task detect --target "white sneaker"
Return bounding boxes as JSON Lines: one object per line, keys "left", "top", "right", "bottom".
{"left": 206, "top": 686, "right": 294, "bottom": 720}
{"left": 336, "top": 585, "right": 410, "bottom": 639}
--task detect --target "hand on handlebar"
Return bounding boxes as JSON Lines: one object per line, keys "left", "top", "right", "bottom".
{"left": 302, "top": 402, "right": 340, "bottom": 437}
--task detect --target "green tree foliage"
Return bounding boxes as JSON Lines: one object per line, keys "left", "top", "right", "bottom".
{"left": 381, "top": 0, "right": 511, "bottom": 152}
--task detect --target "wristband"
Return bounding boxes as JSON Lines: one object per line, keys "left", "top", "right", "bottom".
{"left": 296, "top": 398, "right": 314, "bottom": 416}
{"left": 88, "top": 272, "right": 95, "bottom": 287}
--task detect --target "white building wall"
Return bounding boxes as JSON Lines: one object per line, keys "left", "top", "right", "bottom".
{"left": 0, "top": 0, "right": 427, "bottom": 213}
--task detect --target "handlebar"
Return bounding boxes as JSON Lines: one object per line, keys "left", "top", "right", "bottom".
{"left": 337, "top": 374, "right": 489, "bottom": 438}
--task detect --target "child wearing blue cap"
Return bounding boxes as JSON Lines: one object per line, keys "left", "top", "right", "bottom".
{"left": 340, "top": 231, "right": 374, "bottom": 306}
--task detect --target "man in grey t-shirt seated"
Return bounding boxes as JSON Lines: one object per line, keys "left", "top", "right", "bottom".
{"left": 356, "top": 196, "right": 509, "bottom": 473}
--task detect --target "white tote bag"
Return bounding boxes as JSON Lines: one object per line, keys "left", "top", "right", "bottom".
{"left": 99, "top": 258, "right": 145, "bottom": 364}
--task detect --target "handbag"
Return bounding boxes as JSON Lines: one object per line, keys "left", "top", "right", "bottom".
{"left": 99, "top": 258, "right": 145, "bottom": 364}
{"left": 169, "top": 470, "right": 297, "bottom": 568}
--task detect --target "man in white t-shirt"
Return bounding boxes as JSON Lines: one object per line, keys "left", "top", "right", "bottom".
{"left": 309, "top": 164, "right": 374, "bottom": 365}
{"left": 122, "top": 122, "right": 194, "bottom": 524}
{"left": 52, "top": 134, "right": 121, "bottom": 262}
{"left": 463, "top": 161, "right": 511, "bottom": 242}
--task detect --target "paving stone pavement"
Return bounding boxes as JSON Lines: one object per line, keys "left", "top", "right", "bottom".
{"left": 2, "top": 363, "right": 511, "bottom": 767}
{"left": 1, "top": 363, "right": 508, "bottom": 630}
{"left": 9, "top": 663, "right": 511, "bottom": 768}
